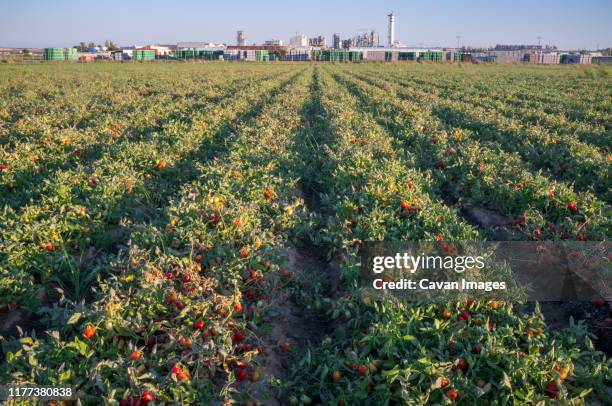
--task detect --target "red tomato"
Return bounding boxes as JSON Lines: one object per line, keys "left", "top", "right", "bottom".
{"left": 83, "top": 325, "right": 96, "bottom": 340}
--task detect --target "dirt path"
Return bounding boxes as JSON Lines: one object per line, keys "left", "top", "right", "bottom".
{"left": 250, "top": 68, "right": 341, "bottom": 405}
{"left": 250, "top": 242, "right": 339, "bottom": 405}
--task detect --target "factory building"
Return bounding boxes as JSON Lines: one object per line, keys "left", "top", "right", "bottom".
{"left": 351, "top": 31, "right": 379, "bottom": 48}
{"left": 308, "top": 36, "right": 327, "bottom": 48}
{"left": 290, "top": 34, "right": 308, "bottom": 47}
{"left": 177, "top": 42, "right": 224, "bottom": 50}
{"left": 350, "top": 47, "right": 444, "bottom": 62}
{"left": 333, "top": 34, "right": 341, "bottom": 49}
{"left": 134, "top": 45, "right": 172, "bottom": 56}
{"left": 342, "top": 39, "right": 355, "bottom": 49}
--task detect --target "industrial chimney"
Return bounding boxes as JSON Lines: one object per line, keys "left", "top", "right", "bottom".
{"left": 237, "top": 31, "right": 246, "bottom": 46}
{"left": 387, "top": 11, "right": 396, "bottom": 47}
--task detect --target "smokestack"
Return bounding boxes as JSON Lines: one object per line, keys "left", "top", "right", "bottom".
{"left": 387, "top": 11, "right": 395, "bottom": 47}
{"left": 237, "top": 31, "right": 246, "bottom": 46}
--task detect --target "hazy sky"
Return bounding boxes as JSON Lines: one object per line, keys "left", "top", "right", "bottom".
{"left": 1, "top": 0, "right": 610, "bottom": 49}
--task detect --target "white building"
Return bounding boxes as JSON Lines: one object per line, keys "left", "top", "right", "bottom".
{"left": 177, "top": 42, "right": 225, "bottom": 50}
{"left": 290, "top": 34, "right": 308, "bottom": 47}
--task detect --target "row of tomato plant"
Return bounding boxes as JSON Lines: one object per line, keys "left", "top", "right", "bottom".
{"left": 0, "top": 63, "right": 609, "bottom": 405}
{"left": 282, "top": 67, "right": 610, "bottom": 405}
{"left": 329, "top": 68, "right": 610, "bottom": 241}
{"left": 391, "top": 65, "right": 610, "bottom": 130}
{"left": 351, "top": 66, "right": 610, "bottom": 199}
{"left": 368, "top": 64, "right": 610, "bottom": 128}
{"left": 1, "top": 64, "right": 312, "bottom": 404}
{"left": 397, "top": 70, "right": 611, "bottom": 148}
{"left": 0, "top": 64, "right": 297, "bottom": 308}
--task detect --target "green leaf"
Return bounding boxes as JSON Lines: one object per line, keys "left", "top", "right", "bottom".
{"left": 418, "top": 357, "right": 431, "bottom": 365}
{"left": 67, "top": 312, "right": 82, "bottom": 325}
{"left": 502, "top": 371, "right": 512, "bottom": 389}
{"left": 60, "top": 370, "right": 71, "bottom": 382}
{"left": 382, "top": 367, "right": 400, "bottom": 378}
{"left": 74, "top": 338, "right": 88, "bottom": 356}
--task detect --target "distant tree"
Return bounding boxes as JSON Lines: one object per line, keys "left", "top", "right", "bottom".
{"left": 21, "top": 49, "right": 30, "bottom": 55}
{"left": 104, "top": 40, "right": 119, "bottom": 51}
{"left": 87, "top": 42, "right": 96, "bottom": 49}
{"left": 77, "top": 42, "right": 87, "bottom": 52}
{"left": 273, "top": 49, "right": 286, "bottom": 60}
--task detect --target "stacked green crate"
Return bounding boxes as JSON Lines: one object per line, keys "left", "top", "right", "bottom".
{"left": 201, "top": 50, "right": 215, "bottom": 60}
{"left": 64, "top": 48, "right": 78, "bottom": 60}
{"left": 349, "top": 51, "right": 362, "bottom": 62}
{"left": 398, "top": 52, "right": 416, "bottom": 61}
{"left": 313, "top": 50, "right": 358, "bottom": 62}
{"left": 315, "top": 50, "right": 329, "bottom": 62}
{"left": 398, "top": 52, "right": 417, "bottom": 61}
{"left": 419, "top": 51, "right": 442, "bottom": 62}
{"left": 133, "top": 50, "right": 155, "bottom": 61}
{"left": 43, "top": 48, "right": 65, "bottom": 61}
{"left": 175, "top": 49, "right": 195, "bottom": 59}
{"left": 255, "top": 50, "right": 269, "bottom": 61}
{"left": 454, "top": 52, "right": 462, "bottom": 62}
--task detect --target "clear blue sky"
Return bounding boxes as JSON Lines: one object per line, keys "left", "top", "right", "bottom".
{"left": 1, "top": 0, "right": 610, "bottom": 50}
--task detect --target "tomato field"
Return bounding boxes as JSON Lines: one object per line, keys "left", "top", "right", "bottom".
{"left": 0, "top": 62, "right": 611, "bottom": 405}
